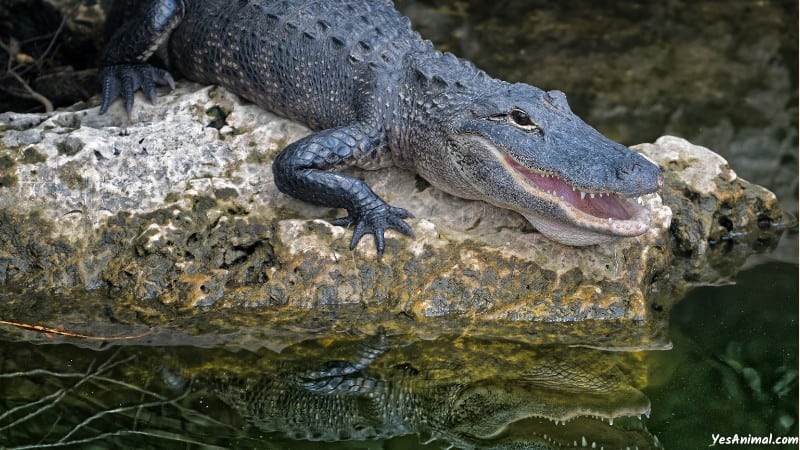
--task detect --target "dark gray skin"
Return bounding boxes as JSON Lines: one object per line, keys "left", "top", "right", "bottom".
{"left": 99, "top": 0, "right": 663, "bottom": 255}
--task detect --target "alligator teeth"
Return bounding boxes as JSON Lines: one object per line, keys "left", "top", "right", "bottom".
{"left": 608, "top": 418, "right": 614, "bottom": 426}
{"left": 580, "top": 192, "right": 586, "bottom": 200}
{"left": 608, "top": 217, "right": 613, "bottom": 224}
{"left": 590, "top": 193, "right": 595, "bottom": 199}
{"left": 582, "top": 436, "right": 588, "bottom": 447}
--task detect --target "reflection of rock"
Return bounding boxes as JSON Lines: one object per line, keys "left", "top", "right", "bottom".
{"left": 208, "top": 335, "right": 662, "bottom": 449}
{"left": 0, "top": 83, "right": 791, "bottom": 349}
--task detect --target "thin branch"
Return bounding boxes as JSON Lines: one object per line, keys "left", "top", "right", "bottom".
{"left": 0, "top": 350, "right": 242, "bottom": 448}
{"left": 6, "top": 429, "right": 233, "bottom": 450}
{"left": 0, "top": 354, "right": 134, "bottom": 429}
{"left": 0, "top": 13, "right": 67, "bottom": 111}
{"left": 26, "top": 15, "right": 68, "bottom": 73}
{"left": 57, "top": 390, "right": 192, "bottom": 443}
{"left": 6, "top": 69, "right": 53, "bottom": 112}
{"left": 0, "top": 320, "right": 154, "bottom": 340}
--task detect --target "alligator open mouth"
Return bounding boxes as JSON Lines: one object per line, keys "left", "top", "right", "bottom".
{"left": 490, "top": 414, "right": 662, "bottom": 450}
{"left": 505, "top": 157, "right": 635, "bottom": 220}
{"left": 503, "top": 156, "right": 651, "bottom": 244}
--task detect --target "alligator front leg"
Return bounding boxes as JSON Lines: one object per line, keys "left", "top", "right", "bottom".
{"left": 99, "top": 0, "right": 184, "bottom": 114}
{"left": 296, "top": 328, "right": 390, "bottom": 394}
{"left": 272, "top": 125, "right": 414, "bottom": 257}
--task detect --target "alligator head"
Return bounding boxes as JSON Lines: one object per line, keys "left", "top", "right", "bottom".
{"left": 429, "top": 82, "right": 663, "bottom": 246}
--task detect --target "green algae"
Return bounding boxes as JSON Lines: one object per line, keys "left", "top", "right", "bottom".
{"left": 20, "top": 146, "right": 47, "bottom": 164}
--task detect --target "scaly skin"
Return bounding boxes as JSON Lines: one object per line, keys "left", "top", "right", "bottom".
{"left": 207, "top": 335, "right": 662, "bottom": 449}
{"left": 99, "top": 0, "right": 663, "bottom": 255}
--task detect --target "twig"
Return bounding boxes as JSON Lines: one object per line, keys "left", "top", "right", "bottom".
{"left": 0, "top": 350, "right": 242, "bottom": 448}
{"left": 0, "top": 320, "right": 154, "bottom": 340}
{"left": 6, "top": 429, "right": 233, "bottom": 450}
{"left": 23, "top": 15, "right": 68, "bottom": 74}
{"left": 5, "top": 70, "right": 53, "bottom": 112}
{"left": 0, "top": 353, "right": 134, "bottom": 429}
{"left": 0, "top": 13, "right": 67, "bottom": 112}
{"left": 57, "top": 390, "right": 193, "bottom": 443}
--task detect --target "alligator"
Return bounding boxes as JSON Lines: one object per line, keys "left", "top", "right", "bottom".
{"left": 206, "top": 334, "right": 663, "bottom": 449}
{"left": 99, "top": 0, "right": 663, "bottom": 255}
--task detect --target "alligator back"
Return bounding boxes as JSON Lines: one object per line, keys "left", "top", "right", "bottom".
{"left": 170, "top": 0, "right": 422, "bottom": 131}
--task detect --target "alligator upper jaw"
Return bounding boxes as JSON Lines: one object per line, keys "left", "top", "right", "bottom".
{"left": 479, "top": 414, "right": 662, "bottom": 450}
{"left": 502, "top": 155, "right": 652, "bottom": 246}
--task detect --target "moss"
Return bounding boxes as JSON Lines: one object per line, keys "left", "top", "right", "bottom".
{"left": 0, "top": 154, "right": 14, "bottom": 170}
{"left": 164, "top": 191, "right": 181, "bottom": 203}
{"left": 273, "top": 137, "right": 289, "bottom": 151}
{"left": 192, "top": 196, "right": 218, "bottom": 216}
{"left": 0, "top": 172, "right": 17, "bottom": 188}
{"left": 0, "top": 155, "right": 17, "bottom": 188}
{"left": 214, "top": 187, "right": 239, "bottom": 201}
{"left": 56, "top": 138, "right": 83, "bottom": 156}
{"left": 20, "top": 146, "right": 47, "bottom": 164}
{"left": 57, "top": 162, "right": 84, "bottom": 190}
{"left": 205, "top": 105, "right": 229, "bottom": 130}
{"left": 0, "top": 209, "right": 77, "bottom": 288}
{"left": 245, "top": 149, "right": 271, "bottom": 165}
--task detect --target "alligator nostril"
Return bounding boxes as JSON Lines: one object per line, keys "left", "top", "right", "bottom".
{"left": 616, "top": 158, "right": 663, "bottom": 193}
{"left": 616, "top": 161, "right": 639, "bottom": 179}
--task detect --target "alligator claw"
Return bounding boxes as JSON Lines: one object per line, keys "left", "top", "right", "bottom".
{"left": 98, "top": 64, "right": 175, "bottom": 115}
{"left": 331, "top": 205, "right": 415, "bottom": 257}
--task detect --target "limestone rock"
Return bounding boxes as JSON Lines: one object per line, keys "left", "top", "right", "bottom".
{"left": 633, "top": 136, "right": 794, "bottom": 309}
{"left": 0, "top": 83, "right": 790, "bottom": 350}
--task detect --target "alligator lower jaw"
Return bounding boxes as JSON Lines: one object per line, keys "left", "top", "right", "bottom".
{"left": 504, "top": 157, "right": 651, "bottom": 246}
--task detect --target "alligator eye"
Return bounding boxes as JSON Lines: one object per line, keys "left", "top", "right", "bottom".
{"left": 510, "top": 109, "right": 531, "bottom": 125}
{"left": 509, "top": 108, "right": 540, "bottom": 133}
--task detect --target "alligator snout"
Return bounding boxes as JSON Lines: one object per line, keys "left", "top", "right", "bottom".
{"left": 615, "top": 156, "right": 664, "bottom": 195}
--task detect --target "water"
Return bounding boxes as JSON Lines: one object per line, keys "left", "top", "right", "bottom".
{"left": 1, "top": 0, "right": 798, "bottom": 449}
{"left": 646, "top": 262, "right": 798, "bottom": 448}
{"left": 0, "top": 262, "right": 796, "bottom": 449}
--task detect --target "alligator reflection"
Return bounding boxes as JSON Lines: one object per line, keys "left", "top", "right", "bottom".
{"left": 0, "top": 335, "right": 663, "bottom": 449}
{"left": 206, "top": 333, "right": 663, "bottom": 449}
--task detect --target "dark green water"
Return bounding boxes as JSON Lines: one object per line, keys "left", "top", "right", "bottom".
{"left": 1, "top": 0, "right": 798, "bottom": 449}
{"left": 645, "top": 262, "right": 798, "bottom": 449}
{"left": 0, "top": 262, "right": 797, "bottom": 449}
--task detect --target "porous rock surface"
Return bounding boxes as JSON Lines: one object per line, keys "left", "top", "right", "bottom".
{"left": 0, "top": 83, "right": 790, "bottom": 350}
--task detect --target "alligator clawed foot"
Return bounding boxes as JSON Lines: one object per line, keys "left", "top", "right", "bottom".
{"left": 99, "top": 64, "right": 175, "bottom": 114}
{"left": 296, "top": 327, "right": 390, "bottom": 394}
{"left": 331, "top": 205, "right": 415, "bottom": 257}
